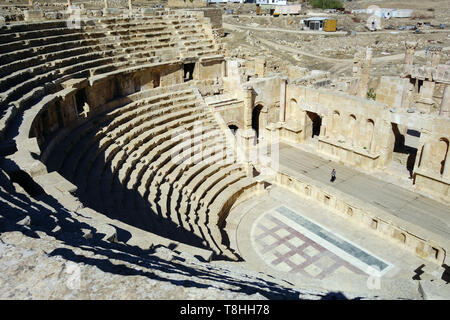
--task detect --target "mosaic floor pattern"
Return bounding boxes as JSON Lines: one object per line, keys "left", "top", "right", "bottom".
{"left": 251, "top": 206, "right": 392, "bottom": 280}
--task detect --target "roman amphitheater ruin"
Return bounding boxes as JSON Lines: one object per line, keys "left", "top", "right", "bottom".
{"left": 0, "top": 0, "right": 449, "bottom": 300}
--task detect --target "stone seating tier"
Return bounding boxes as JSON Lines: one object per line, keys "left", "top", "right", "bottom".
{"left": 0, "top": 10, "right": 236, "bottom": 258}
{"left": 58, "top": 97, "right": 200, "bottom": 181}
{"left": 43, "top": 85, "right": 243, "bottom": 257}
{"left": 0, "top": 13, "right": 220, "bottom": 137}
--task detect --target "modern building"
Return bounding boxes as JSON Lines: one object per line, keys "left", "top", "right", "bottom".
{"left": 302, "top": 17, "right": 337, "bottom": 31}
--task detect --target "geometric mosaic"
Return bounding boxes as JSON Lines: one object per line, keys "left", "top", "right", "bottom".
{"left": 251, "top": 206, "right": 392, "bottom": 280}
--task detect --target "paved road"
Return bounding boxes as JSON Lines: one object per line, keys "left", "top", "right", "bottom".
{"left": 278, "top": 143, "right": 450, "bottom": 241}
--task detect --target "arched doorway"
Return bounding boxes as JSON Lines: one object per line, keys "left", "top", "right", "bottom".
{"left": 306, "top": 111, "right": 322, "bottom": 138}
{"left": 365, "top": 119, "right": 375, "bottom": 150}
{"left": 287, "top": 98, "right": 301, "bottom": 121}
{"left": 252, "top": 105, "right": 263, "bottom": 140}
{"left": 348, "top": 114, "right": 356, "bottom": 144}
{"left": 332, "top": 111, "right": 341, "bottom": 135}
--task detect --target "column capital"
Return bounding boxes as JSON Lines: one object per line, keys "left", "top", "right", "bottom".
{"left": 405, "top": 41, "right": 418, "bottom": 50}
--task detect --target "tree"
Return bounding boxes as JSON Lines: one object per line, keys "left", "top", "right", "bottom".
{"left": 308, "top": 0, "right": 343, "bottom": 9}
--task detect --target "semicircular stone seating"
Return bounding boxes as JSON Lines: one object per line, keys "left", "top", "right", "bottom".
{"left": 0, "top": 11, "right": 258, "bottom": 260}
{"left": 44, "top": 85, "right": 257, "bottom": 259}
{"left": 0, "top": 11, "right": 220, "bottom": 141}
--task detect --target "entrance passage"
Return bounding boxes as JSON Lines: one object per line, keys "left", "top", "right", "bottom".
{"left": 75, "top": 89, "right": 87, "bottom": 115}
{"left": 184, "top": 63, "right": 195, "bottom": 81}
{"left": 391, "top": 123, "right": 420, "bottom": 178}
{"left": 306, "top": 111, "right": 322, "bottom": 138}
{"left": 252, "top": 105, "right": 263, "bottom": 141}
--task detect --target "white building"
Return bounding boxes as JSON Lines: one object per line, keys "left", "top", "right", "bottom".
{"left": 207, "top": 0, "right": 288, "bottom": 4}
{"left": 256, "top": 0, "right": 287, "bottom": 5}
{"left": 351, "top": 8, "right": 413, "bottom": 19}
{"left": 207, "top": 0, "right": 230, "bottom": 3}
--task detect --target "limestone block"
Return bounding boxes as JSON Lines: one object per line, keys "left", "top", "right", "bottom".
{"left": 102, "top": 8, "right": 123, "bottom": 16}
{"left": 34, "top": 172, "right": 77, "bottom": 194}
{"left": 17, "top": 215, "right": 31, "bottom": 227}
{"left": 24, "top": 10, "right": 44, "bottom": 21}
{"left": 44, "top": 11, "right": 62, "bottom": 20}
{"left": 88, "top": 10, "right": 103, "bottom": 17}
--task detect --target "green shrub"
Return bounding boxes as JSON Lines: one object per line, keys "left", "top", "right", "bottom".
{"left": 308, "top": 0, "right": 343, "bottom": 9}
{"left": 367, "top": 88, "right": 376, "bottom": 100}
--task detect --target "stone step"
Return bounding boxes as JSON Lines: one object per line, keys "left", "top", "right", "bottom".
{"left": 204, "top": 177, "right": 258, "bottom": 226}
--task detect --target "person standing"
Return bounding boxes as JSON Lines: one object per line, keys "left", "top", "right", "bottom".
{"left": 330, "top": 169, "right": 336, "bottom": 182}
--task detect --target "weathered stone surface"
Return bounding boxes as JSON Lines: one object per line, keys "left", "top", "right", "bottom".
{"left": 419, "top": 280, "right": 450, "bottom": 300}
{"left": 0, "top": 6, "right": 449, "bottom": 301}
{"left": 0, "top": 232, "right": 287, "bottom": 299}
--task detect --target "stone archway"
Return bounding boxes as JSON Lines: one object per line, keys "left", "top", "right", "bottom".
{"left": 365, "top": 119, "right": 375, "bottom": 151}
{"left": 305, "top": 111, "right": 322, "bottom": 139}
{"left": 331, "top": 111, "right": 341, "bottom": 135}
{"left": 287, "top": 98, "right": 302, "bottom": 121}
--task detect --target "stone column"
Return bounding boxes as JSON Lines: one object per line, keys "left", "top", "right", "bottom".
{"left": 67, "top": 0, "right": 72, "bottom": 6}
{"left": 357, "top": 47, "right": 372, "bottom": 98}
{"left": 104, "top": 0, "right": 108, "bottom": 9}
{"left": 429, "top": 46, "right": 442, "bottom": 68}
{"left": 369, "top": 128, "right": 377, "bottom": 154}
{"left": 439, "top": 85, "right": 450, "bottom": 117}
{"left": 221, "top": 60, "right": 227, "bottom": 78}
{"left": 279, "top": 77, "right": 287, "bottom": 122}
{"left": 319, "top": 118, "right": 326, "bottom": 137}
{"left": 243, "top": 85, "right": 253, "bottom": 131}
{"left": 379, "top": 122, "right": 395, "bottom": 167}
{"left": 239, "top": 85, "right": 256, "bottom": 167}
{"left": 128, "top": 0, "right": 133, "bottom": 12}
{"left": 421, "top": 141, "right": 432, "bottom": 169}
{"left": 352, "top": 51, "right": 362, "bottom": 78}
{"left": 400, "top": 81, "right": 414, "bottom": 111}
{"left": 402, "top": 41, "right": 417, "bottom": 74}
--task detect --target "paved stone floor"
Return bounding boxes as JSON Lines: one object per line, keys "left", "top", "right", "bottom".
{"left": 252, "top": 208, "right": 367, "bottom": 280}
{"left": 231, "top": 184, "right": 442, "bottom": 295}
{"left": 277, "top": 142, "right": 450, "bottom": 241}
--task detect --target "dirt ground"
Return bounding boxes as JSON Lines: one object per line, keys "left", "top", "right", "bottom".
{"left": 1, "top": 0, "right": 449, "bottom": 82}
{"left": 221, "top": 0, "right": 450, "bottom": 83}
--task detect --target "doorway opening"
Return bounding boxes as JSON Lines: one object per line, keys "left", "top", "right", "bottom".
{"left": 184, "top": 63, "right": 195, "bottom": 82}
{"left": 306, "top": 111, "right": 322, "bottom": 138}
{"left": 391, "top": 123, "right": 420, "bottom": 178}
{"left": 75, "top": 89, "right": 87, "bottom": 115}
{"left": 252, "top": 105, "right": 263, "bottom": 142}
